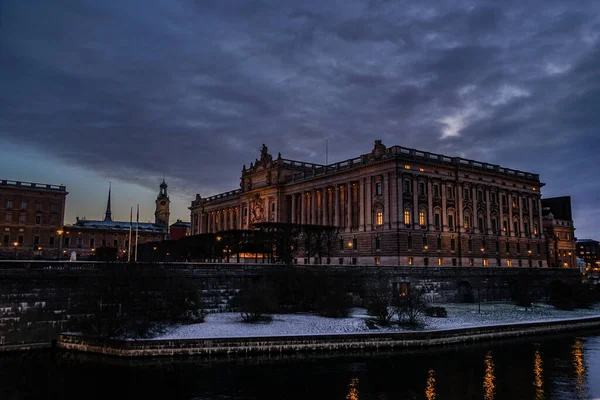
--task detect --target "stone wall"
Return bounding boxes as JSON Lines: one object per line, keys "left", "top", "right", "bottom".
{"left": 57, "top": 316, "right": 600, "bottom": 357}
{"left": 0, "top": 261, "right": 582, "bottom": 346}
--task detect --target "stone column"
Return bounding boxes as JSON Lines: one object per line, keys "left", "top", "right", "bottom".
{"left": 359, "top": 179, "right": 365, "bottom": 231}
{"left": 347, "top": 183, "right": 353, "bottom": 231}
{"left": 334, "top": 185, "right": 340, "bottom": 227}
{"left": 508, "top": 195, "right": 513, "bottom": 236}
{"left": 323, "top": 188, "right": 329, "bottom": 226}
{"left": 441, "top": 182, "right": 447, "bottom": 231}
{"left": 498, "top": 191, "right": 504, "bottom": 236}
{"left": 390, "top": 174, "right": 398, "bottom": 229}
{"left": 384, "top": 174, "right": 390, "bottom": 229}
{"left": 457, "top": 183, "right": 463, "bottom": 233}
{"left": 301, "top": 192, "right": 306, "bottom": 225}
{"left": 291, "top": 195, "right": 297, "bottom": 224}
{"left": 238, "top": 204, "right": 243, "bottom": 228}
{"left": 528, "top": 197, "right": 534, "bottom": 237}
{"left": 412, "top": 178, "right": 419, "bottom": 229}
{"left": 311, "top": 189, "right": 317, "bottom": 225}
{"left": 537, "top": 197, "right": 543, "bottom": 237}
{"left": 428, "top": 179, "right": 434, "bottom": 230}
{"left": 398, "top": 174, "right": 404, "bottom": 228}
{"left": 472, "top": 186, "right": 478, "bottom": 232}
{"left": 246, "top": 203, "right": 251, "bottom": 228}
{"left": 229, "top": 208, "right": 234, "bottom": 230}
{"left": 486, "top": 187, "right": 492, "bottom": 235}
{"left": 365, "top": 177, "right": 372, "bottom": 230}
{"left": 519, "top": 194, "right": 525, "bottom": 237}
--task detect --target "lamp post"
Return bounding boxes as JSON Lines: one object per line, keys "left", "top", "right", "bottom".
{"left": 13, "top": 241, "right": 19, "bottom": 259}
{"left": 528, "top": 249, "right": 532, "bottom": 267}
{"left": 56, "top": 229, "right": 64, "bottom": 260}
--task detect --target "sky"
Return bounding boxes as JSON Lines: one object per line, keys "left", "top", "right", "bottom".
{"left": 1, "top": 0, "right": 599, "bottom": 238}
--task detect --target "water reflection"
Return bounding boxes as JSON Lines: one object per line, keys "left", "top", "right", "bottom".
{"left": 483, "top": 350, "right": 495, "bottom": 400}
{"left": 534, "top": 345, "right": 544, "bottom": 400}
{"left": 425, "top": 368, "right": 436, "bottom": 400}
{"left": 572, "top": 338, "right": 586, "bottom": 398}
{"left": 346, "top": 377, "right": 359, "bottom": 400}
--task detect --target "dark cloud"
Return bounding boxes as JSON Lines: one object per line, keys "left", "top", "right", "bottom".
{"left": 1, "top": 0, "right": 600, "bottom": 238}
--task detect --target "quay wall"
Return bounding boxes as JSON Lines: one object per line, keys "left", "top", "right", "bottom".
{"left": 57, "top": 316, "right": 600, "bottom": 357}
{"left": 0, "top": 261, "right": 582, "bottom": 346}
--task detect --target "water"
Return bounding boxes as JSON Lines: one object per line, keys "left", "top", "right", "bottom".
{"left": 1, "top": 332, "right": 599, "bottom": 399}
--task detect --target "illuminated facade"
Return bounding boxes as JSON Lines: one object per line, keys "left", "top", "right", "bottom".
{"left": 190, "top": 141, "right": 548, "bottom": 266}
{"left": 542, "top": 196, "right": 577, "bottom": 268}
{"left": 0, "top": 179, "right": 68, "bottom": 258}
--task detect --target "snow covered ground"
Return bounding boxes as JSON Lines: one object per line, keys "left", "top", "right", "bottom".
{"left": 153, "top": 302, "right": 600, "bottom": 340}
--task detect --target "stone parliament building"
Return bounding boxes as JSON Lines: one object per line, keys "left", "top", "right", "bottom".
{"left": 190, "top": 141, "right": 548, "bottom": 267}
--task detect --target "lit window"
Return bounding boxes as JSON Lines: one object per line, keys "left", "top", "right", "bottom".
{"left": 375, "top": 257, "right": 381, "bottom": 265}
{"left": 376, "top": 211, "right": 383, "bottom": 226}
{"left": 404, "top": 210, "right": 411, "bottom": 225}
{"left": 404, "top": 165, "right": 411, "bottom": 169}
{"left": 438, "top": 258, "right": 443, "bottom": 266}
{"left": 469, "top": 259, "right": 474, "bottom": 266}
{"left": 408, "top": 257, "right": 413, "bottom": 265}
{"left": 483, "top": 259, "right": 488, "bottom": 267}
{"left": 507, "top": 260, "right": 512, "bottom": 267}
{"left": 419, "top": 212, "right": 425, "bottom": 226}
{"left": 419, "top": 168, "right": 424, "bottom": 172}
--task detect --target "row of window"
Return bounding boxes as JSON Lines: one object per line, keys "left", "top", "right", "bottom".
{"left": 3, "top": 214, "right": 58, "bottom": 225}
{"left": 3, "top": 200, "right": 59, "bottom": 212}
{"left": 407, "top": 257, "right": 541, "bottom": 267}
{"left": 341, "top": 234, "right": 542, "bottom": 255}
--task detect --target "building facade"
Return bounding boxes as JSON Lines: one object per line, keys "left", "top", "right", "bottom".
{"left": 577, "top": 239, "right": 599, "bottom": 268}
{"left": 542, "top": 196, "right": 577, "bottom": 268}
{"left": 170, "top": 219, "right": 191, "bottom": 241}
{"left": 62, "top": 181, "right": 169, "bottom": 259}
{"left": 0, "top": 179, "right": 68, "bottom": 258}
{"left": 190, "top": 141, "right": 548, "bottom": 267}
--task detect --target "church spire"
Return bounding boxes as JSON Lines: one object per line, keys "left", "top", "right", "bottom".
{"left": 104, "top": 183, "right": 112, "bottom": 222}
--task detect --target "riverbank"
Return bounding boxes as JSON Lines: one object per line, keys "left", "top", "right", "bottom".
{"left": 57, "top": 312, "right": 600, "bottom": 357}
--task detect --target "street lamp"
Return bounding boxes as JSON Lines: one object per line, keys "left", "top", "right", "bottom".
{"left": 528, "top": 249, "right": 532, "bottom": 267}
{"left": 13, "top": 241, "right": 19, "bottom": 259}
{"left": 56, "top": 229, "right": 64, "bottom": 260}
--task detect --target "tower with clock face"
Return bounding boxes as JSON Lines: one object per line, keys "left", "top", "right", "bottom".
{"left": 155, "top": 179, "right": 170, "bottom": 227}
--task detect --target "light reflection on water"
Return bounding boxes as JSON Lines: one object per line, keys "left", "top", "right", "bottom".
{"left": 483, "top": 350, "right": 495, "bottom": 400}
{"left": 534, "top": 344, "right": 545, "bottom": 400}
{"left": 1, "top": 332, "right": 600, "bottom": 399}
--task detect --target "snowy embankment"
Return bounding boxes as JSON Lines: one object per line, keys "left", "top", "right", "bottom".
{"left": 153, "top": 302, "right": 600, "bottom": 340}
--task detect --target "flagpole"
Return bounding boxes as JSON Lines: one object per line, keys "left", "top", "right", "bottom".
{"left": 128, "top": 206, "right": 132, "bottom": 262}
{"left": 135, "top": 204, "right": 139, "bottom": 262}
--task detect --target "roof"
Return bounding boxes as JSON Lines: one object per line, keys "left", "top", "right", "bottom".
{"left": 577, "top": 239, "right": 599, "bottom": 244}
{"left": 71, "top": 219, "right": 167, "bottom": 233}
{"left": 170, "top": 220, "right": 191, "bottom": 228}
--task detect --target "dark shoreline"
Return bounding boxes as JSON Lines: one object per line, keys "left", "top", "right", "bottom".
{"left": 55, "top": 315, "right": 600, "bottom": 358}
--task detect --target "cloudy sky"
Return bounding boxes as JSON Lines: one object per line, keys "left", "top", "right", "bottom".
{"left": 1, "top": 0, "right": 599, "bottom": 238}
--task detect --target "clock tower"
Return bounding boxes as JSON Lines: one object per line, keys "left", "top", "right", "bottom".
{"left": 155, "top": 179, "right": 170, "bottom": 227}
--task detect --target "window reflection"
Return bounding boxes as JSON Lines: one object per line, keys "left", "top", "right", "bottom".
{"left": 483, "top": 350, "right": 495, "bottom": 400}
{"left": 534, "top": 346, "right": 544, "bottom": 400}
{"left": 572, "top": 338, "right": 586, "bottom": 396}
{"left": 346, "top": 377, "right": 359, "bottom": 400}
{"left": 425, "top": 368, "right": 436, "bottom": 400}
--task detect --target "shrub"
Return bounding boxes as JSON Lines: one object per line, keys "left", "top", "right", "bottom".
{"left": 424, "top": 306, "right": 447, "bottom": 318}
{"left": 367, "top": 289, "right": 398, "bottom": 326}
{"left": 233, "top": 280, "right": 278, "bottom": 323}
{"left": 396, "top": 290, "right": 428, "bottom": 328}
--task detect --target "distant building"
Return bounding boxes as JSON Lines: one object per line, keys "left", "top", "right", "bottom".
{"left": 0, "top": 179, "right": 68, "bottom": 259}
{"left": 190, "top": 141, "right": 548, "bottom": 267}
{"left": 170, "top": 219, "right": 191, "bottom": 241}
{"left": 542, "top": 196, "right": 577, "bottom": 268}
{"left": 62, "top": 181, "right": 169, "bottom": 259}
{"left": 577, "top": 239, "right": 599, "bottom": 268}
